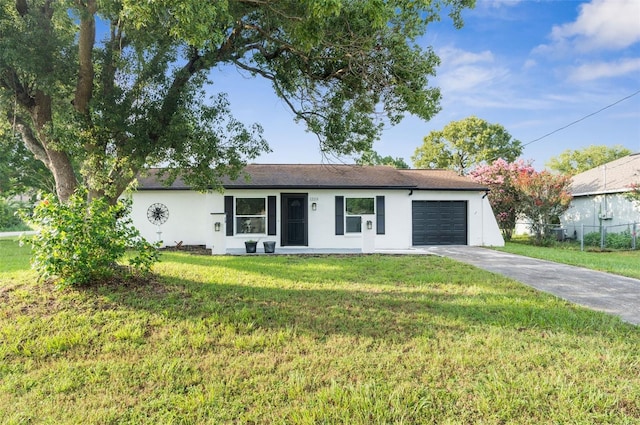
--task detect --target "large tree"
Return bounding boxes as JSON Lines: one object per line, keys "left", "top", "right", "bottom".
{"left": 412, "top": 116, "right": 522, "bottom": 175}
{"left": 1, "top": 0, "right": 474, "bottom": 204}
{"left": 546, "top": 145, "right": 632, "bottom": 176}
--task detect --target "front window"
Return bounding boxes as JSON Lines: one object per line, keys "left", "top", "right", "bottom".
{"left": 345, "top": 197, "right": 374, "bottom": 233}
{"left": 236, "top": 198, "right": 266, "bottom": 234}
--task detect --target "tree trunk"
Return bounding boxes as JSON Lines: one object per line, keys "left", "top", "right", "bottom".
{"left": 32, "top": 92, "right": 78, "bottom": 202}
{"left": 74, "top": 0, "right": 96, "bottom": 115}
{"left": 1, "top": 1, "right": 79, "bottom": 203}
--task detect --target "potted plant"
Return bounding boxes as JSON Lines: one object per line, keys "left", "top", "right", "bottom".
{"left": 263, "top": 241, "right": 276, "bottom": 254}
{"left": 244, "top": 240, "right": 258, "bottom": 253}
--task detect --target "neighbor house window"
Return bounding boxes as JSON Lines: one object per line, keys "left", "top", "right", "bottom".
{"left": 345, "top": 197, "right": 374, "bottom": 233}
{"left": 235, "top": 198, "right": 266, "bottom": 234}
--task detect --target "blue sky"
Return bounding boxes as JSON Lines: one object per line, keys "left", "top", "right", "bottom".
{"left": 210, "top": 0, "right": 640, "bottom": 169}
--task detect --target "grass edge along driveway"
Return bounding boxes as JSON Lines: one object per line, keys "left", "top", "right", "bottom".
{"left": 494, "top": 241, "right": 640, "bottom": 280}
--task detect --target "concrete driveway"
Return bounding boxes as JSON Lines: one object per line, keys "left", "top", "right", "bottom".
{"left": 425, "top": 246, "right": 640, "bottom": 326}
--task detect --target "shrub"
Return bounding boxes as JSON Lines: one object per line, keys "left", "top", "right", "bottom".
{"left": 583, "top": 230, "right": 634, "bottom": 250}
{"left": 21, "top": 190, "right": 159, "bottom": 287}
{"left": 582, "top": 231, "right": 601, "bottom": 248}
{"left": 605, "top": 230, "right": 634, "bottom": 250}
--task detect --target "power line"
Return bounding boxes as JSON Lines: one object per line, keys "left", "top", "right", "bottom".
{"left": 523, "top": 89, "right": 640, "bottom": 147}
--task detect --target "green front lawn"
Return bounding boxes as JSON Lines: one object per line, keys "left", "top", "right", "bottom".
{"left": 495, "top": 241, "right": 640, "bottom": 280}
{"left": 1, "top": 239, "right": 638, "bottom": 424}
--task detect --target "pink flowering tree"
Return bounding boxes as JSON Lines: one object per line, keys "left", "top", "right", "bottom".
{"left": 470, "top": 159, "right": 535, "bottom": 241}
{"left": 516, "top": 171, "right": 572, "bottom": 245}
{"left": 625, "top": 183, "right": 640, "bottom": 205}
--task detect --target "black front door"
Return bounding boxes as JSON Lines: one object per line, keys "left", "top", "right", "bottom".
{"left": 281, "top": 194, "right": 308, "bottom": 246}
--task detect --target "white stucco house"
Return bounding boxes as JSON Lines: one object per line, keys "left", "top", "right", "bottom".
{"left": 130, "top": 164, "right": 504, "bottom": 253}
{"left": 561, "top": 153, "right": 640, "bottom": 239}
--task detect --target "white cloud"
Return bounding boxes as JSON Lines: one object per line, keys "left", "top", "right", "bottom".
{"left": 478, "top": 0, "right": 523, "bottom": 7}
{"left": 544, "top": 0, "right": 640, "bottom": 52}
{"left": 568, "top": 58, "right": 640, "bottom": 81}
{"left": 436, "top": 47, "right": 509, "bottom": 94}
{"left": 438, "top": 46, "right": 494, "bottom": 67}
{"left": 439, "top": 65, "right": 505, "bottom": 93}
{"left": 476, "top": 0, "right": 524, "bottom": 9}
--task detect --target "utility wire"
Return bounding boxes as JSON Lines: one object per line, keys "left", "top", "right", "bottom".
{"left": 523, "top": 88, "right": 640, "bottom": 147}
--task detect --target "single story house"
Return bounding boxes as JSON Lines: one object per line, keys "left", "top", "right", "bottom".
{"left": 130, "top": 164, "right": 504, "bottom": 253}
{"left": 561, "top": 153, "right": 640, "bottom": 239}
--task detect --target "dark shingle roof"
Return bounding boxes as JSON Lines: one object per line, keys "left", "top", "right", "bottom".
{"left": 136, "top": 164, "right": 487, "bottom": 191}
{"left": 570, "top": 153, "right": 640, "bottom": 196}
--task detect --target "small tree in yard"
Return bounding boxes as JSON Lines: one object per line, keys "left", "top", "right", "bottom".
{"left": 517, "top": 171, "right": 572, "bottom": 245}
{"left": 22, "top": 190, "right": 158, "bottom": 287}
{"left": 470, "top": 159, "right": 535, "bottom": 241}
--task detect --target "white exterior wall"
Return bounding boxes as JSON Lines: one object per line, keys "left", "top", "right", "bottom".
{"left": 129, "top": 190, "right": 217, "bottom": 247}
{"left": 481, "top": 196, "right": 505, "bottom": 246}
{"left": 561, "top": 193, "right": 640, "bottom": 239}
{"left": 130, "top": 188, "right": 504, "bottom": 250}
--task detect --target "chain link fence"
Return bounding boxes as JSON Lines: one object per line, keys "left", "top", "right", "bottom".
{"left": 514, "top": 221, "right": 638, "bottom": 251}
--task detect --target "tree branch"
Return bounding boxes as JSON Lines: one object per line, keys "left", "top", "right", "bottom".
{"left": 0, "top": 69, "right": 36, "bottom": 110}
{"left": 147, "top": 49, "right": 206, "bottom": 145}
{"left": 74, "top": 0, "right": 97, "bottom": 115}
{"left": 15, "top": 0, "right": 28, "bottom": 16}
{"left": 7, "top": 113, "right": 50, "bottom": 167}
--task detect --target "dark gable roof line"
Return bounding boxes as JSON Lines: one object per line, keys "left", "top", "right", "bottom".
{"left": 136, "top": 164, "right": 488, "bottom": 192}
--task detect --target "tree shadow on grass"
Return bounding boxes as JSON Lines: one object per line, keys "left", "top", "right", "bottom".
{"left": 86, "top": 255, "right": 635, "bottom": 343}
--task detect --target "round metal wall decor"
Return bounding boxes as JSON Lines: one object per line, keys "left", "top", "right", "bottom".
{"left": 147, "top": 203, "right": 169, "bottom": 225}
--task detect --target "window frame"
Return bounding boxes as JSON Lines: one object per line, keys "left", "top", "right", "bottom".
{"left": 344, "top": 197, "right": 375, "bottom": 234}
{"left": 235, "top": 197, "right": 267, "bottom": 235}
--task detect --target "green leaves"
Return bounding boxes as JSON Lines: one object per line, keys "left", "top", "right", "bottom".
{"left": 2, "top": 0, "right": 478, "bottom": 288}
{"left": 413, "top": 116, "right": 522, "bottom": 174}
{"left": 515, "top": 171, "right": 572, "bottom": 245}
{"left": 471, "top": 159, "right": 536, "bottom": 241}
{"left": 472, "top": 159, "right": 571, "bottom": 245}
{"left": 2, "top": 0, "right": 475, "bottom": 204}
{"left": 355, "top": 150, "right": 409, "bottom": 168}
{"left": 22, "top": 189, "right": 159, "bottom": 287}
{"left": 625, "top": 183, "right": 640, "bottom": 205}
{"left": 4, "top": 0, "right": 476, "bottom": 195}
{"left": 545, "top": 145, "right": 632, "bottom": 176}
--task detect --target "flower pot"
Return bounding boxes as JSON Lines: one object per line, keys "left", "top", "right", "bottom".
{"left": 263, "top": 241, "right": 276, "bottom": 254}
{"left": 244, "top": 241, "right": 257, "bottom": 253}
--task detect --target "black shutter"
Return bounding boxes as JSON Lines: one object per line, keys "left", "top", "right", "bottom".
{"left": 267, "top": 196, "right": 277, "bottom": 236}
{"left": 335, "top": 196, "right": 344, "bottom": 235}
{"left": 376, "top": 196, "right": 385, "bottom": 235}
{"left": 224, "top": 196, "right": 234, "bottom": 236}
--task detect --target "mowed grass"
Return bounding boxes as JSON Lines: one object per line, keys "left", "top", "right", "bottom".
{"left": 1, "top": 238, "right": 639, "bottom": 424}
{"left": 495, "top": 241, "right": 640, "bottom": 280}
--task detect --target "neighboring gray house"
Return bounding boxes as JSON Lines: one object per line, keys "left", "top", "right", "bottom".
{"left": 130, "top": 164, "right": 504, "bottom": 253}
{"left": 561, "top": 153, "right": 640, "bottom": 239}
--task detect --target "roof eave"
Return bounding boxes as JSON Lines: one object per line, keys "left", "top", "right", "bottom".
{"left": 137, "top": 185, "right": 487, "bottom": 191}
{"left": 571, "top": 188, "right": 632, "bottom": 197}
